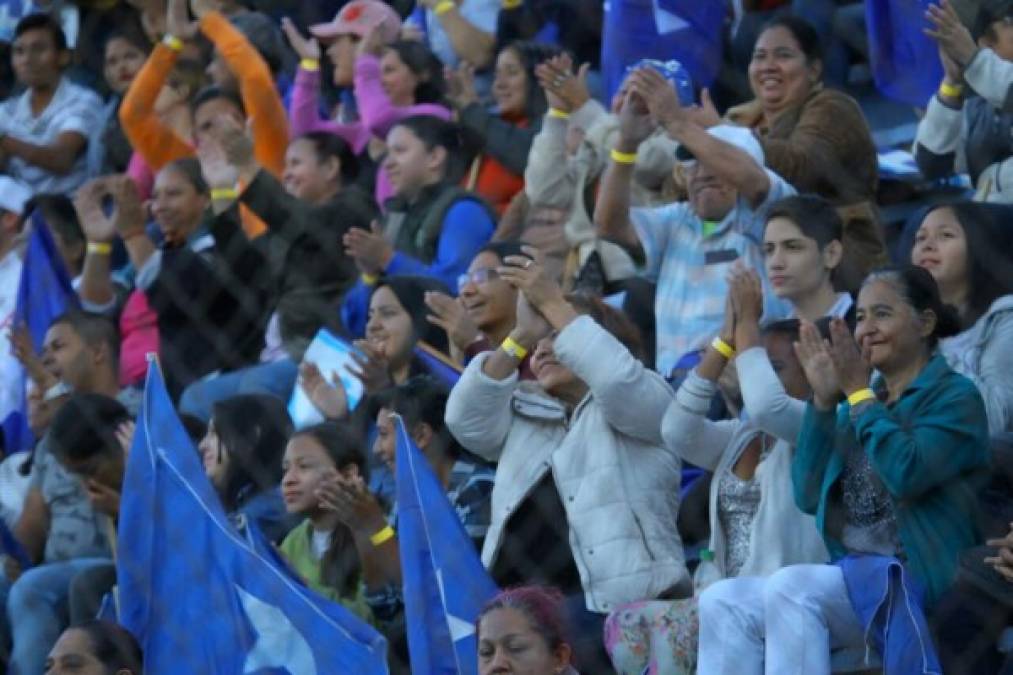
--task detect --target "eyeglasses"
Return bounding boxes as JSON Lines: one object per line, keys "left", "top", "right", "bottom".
{"left": 457, "top": 268, "right": 500, "bottom": 292}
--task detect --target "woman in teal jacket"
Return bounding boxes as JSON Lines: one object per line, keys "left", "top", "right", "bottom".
{"left": 697, "top": 265, "right": 990, "bottom": 675}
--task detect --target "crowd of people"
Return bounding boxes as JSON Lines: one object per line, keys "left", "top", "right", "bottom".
{"left": 0, "top": 0, "right": 1011, "bottom": 673}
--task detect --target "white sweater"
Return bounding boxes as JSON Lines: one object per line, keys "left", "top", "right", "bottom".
{"left": 662, "top": 347, "right": 828, "bottom": 578}
{"left": 446, "top": 316, "right": 691, "bottom": 613}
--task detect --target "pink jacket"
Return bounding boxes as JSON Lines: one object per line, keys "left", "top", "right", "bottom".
{"left": 288, "top": 55, "right": 452, "bottom": 206}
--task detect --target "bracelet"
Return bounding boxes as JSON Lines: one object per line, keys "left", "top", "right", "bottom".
{"left": 502, "top": 0, "right": 522, "bottom": 7}
{"left": 162, "top": 34, "right": 183, "bottom": 52}
{"left": 710, "top": 336, "right": 735, "bottom": 360}
{"left": 610, "top": 148, "right": 638, "bottom": 165}
{"left": 86, "top": 241, "right": 112, "bottom": 256}
{"left": 434, "top": 0, "right": 455, "bottom": 16}
{"left": 300, "top": 58, "right": 320, "bottom": 71}
{"left": 361, "top": 272, "right": 379, "bottom": 286}
{"left": 547, "top": 107, "right": 570, "bottom": 120}
{"left": 210, "top": 188, "right": 239, "bottom": 201}
{"left": 500, "top": 336, "right": 529, "bottom": 361}
{"left": 938, "top": 81, "right": 964, "bottom": 98}
{"left": 847, "top": 388, "right": 876, "bottom": 407}
{"left": 369, "top": 524, "right": 395, "bottom": 546}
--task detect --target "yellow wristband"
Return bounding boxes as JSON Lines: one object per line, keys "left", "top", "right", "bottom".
{"left": 547, "top": 107, "right": 570, "bottom": 120}
{"left": 86, "top": 241, "right": 112, "bottom": 256}
{"left": 210, "top": 188, "right": 239, "bottom": 201}
{"left": 501, "top": 336, "right": 529, "bottom": 361}
{"left": 434, "top": 1, "right": 455, "bottom": 16}
{"left": 370, "top": 524, "right": 395, "bottom": 547}
{"left": 710, "top": 336, "right": 735, "bottom": 360}
{"left": 361, "top": 273, "right": 379, "bottom": 286}
{"left": 502, "top": 0, "right": 522, "bottom": 7}
{"left": 162, "top": 34, "right": 183, "bottom": 52}
{"left": 847, "top": 388, "right": 876, "bottom": 407}
{"left": 300, "top": 58, "right": 320, "bottom": 71}
{"left": 938, "top": 81, "right": 964, "bottom": 98}
{"left": 610, "top": 148, "right": 638, "bottom": 165}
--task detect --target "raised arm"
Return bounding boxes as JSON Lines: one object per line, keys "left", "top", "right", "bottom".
{"left": 457, "top": 102, "right": 539, "bottom": 175}
{"left": 420, "top": 0, "right": 497, "bottom": 68}
{"left": 592, "top": 91, "right": 655, "bottom": 260}
{"left": 197, "top": 10, "right": 288, "bottom": 177}
{"left": 119, "top": 42, "right": 192, "bottom": 171}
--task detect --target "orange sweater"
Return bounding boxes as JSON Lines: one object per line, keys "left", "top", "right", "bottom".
{"left": 119, "top": 11, "right": 289, "bottom": 236}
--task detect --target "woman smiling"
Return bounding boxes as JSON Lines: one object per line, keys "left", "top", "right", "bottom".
{"left": 728, "top": 16, "right": 885, "bottom": 292}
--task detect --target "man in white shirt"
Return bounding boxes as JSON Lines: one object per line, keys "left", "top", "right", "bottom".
{"left": 0, "top": 13, "right": 100, "bottom": 196}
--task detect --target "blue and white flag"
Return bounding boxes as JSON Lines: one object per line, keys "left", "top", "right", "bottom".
{"left": 602, "top": 0, "right": 725, "bottom": 102}
{"left": 2, "top": 214, "right": 77, "bottom": 454}
{"left": 117, "top": 360, "right": 389, "bottom": 674}
{"left": 866, "top": 0, "right": 944, "bottom": 107}
{"left": 396, "top": 416, "right": 498, "bottom": 674}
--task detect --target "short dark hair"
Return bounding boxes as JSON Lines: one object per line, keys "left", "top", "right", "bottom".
{"left": 162, "top": 157, "right": 209, "bottom": 195}
{"left": 191, "top": 85, "right": 246, "bottom": 119}
{"left": 69, "top": 620, "right": 143, "bottom": 674}
{"left": 14, "top": 13, "right": 67, "bottom": 52}
{"left": 48, "top": 393, "right": 129, "bottom": 464}
{"left": 297, "top": 131, "right": 360, "bottom": 185}
{"left": 974, "top": 0, "right": 1013, "bottom": 41}
{"left": 24, "top": 193, "right": 83, "bottom": 251}
{"left": 102, "top": 26, "right": 151, "bottom": 59}
{"left": 49, "top": 310, "right": 121, "bottom": 372}
{"left": 765, "top": 194, "right": 843, "bottom": 250}
{"left": 758, "top": 15, "right": 823, "bottom": 67}
{"left": 374, "top": 375, "right": 464, "bottom": 459}
{"left": 862, "top": 265, "right": 962, "bottom": 348}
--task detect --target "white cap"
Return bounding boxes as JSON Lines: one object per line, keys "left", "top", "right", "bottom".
{"left": 0, "top": 176, "right": 32, "bottom": 215}
{"left": 676, "top": 124, "right": 766, "bottom": 167}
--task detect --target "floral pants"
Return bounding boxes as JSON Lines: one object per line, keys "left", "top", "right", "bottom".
{"left": 603, "top": 596, "right": 700, "bottom": 675}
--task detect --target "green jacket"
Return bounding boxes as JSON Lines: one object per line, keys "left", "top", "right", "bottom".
{"left": 793, "top": 354, "right": 990, "bottom": 606}
{"left": 279, "top": 520, "right": 373, "bottom": 624}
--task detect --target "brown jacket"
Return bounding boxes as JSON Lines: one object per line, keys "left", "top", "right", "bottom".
{"left": 728, "top": 87, "right": 887, "bottom": 291}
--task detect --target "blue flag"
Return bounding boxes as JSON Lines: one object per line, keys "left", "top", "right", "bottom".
{"left": 866, "top": 0, "right": 944, "bottom": 107}
{"left": 2, "top": 213, "right": 77, "bottom": 454}
{"left": 602, "top": 0, "right": 725, "bottom": 102}
{"left": 413, "top": 343, "right": 462, "bottom": 389}
{"left": 395, "top": 416, "right": 498, "bottom": 674}
{"left": 117, "top": 360, "right": 389, "bottom": 674}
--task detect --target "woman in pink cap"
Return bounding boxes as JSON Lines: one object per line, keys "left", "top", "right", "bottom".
{"left": 282, "top": 2, "right": 452, "bottom": 207}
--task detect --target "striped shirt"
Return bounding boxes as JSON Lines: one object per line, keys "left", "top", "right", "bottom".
{"left": 633, "top": 168, "right": 795, "bottom": 376}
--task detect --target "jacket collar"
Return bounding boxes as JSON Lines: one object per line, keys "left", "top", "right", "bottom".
{"left": 383, "top": 181, "right": 451, "bottom": 214}
{"left": 872, "top": 352, "right": 949, "bottom": 401}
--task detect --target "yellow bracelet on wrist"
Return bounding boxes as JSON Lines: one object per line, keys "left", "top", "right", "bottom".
{"left": 501, "top": 336, "right": 529, "bottom": 361}
{"left": 86, "top": 241, "right": 112, "bottom": 256}
{"left": 502, "top": 0, "right": 522, "bottom": 7}
{"left": 361, "top": 273, "right": 379, "bottom": 286}
{"left": 610, "top": 148, "right": 638, "bottom": 165}
{"left": 547, "top": 107, "right": 570, "bottom": 120}
{"left": 300, "top": 58, "right": 320, "bottom": 71}
{"left": 710, "top": 336, "right": 735, "bottom": 360}
{"left": 847, "top": 388, "right": 876, "bottom": 407}
{"left": 210, "top": 188, "right": 239, "bottom": 201}
{"left": 434, "top": 0, "right": 455, "bottom": 16}
{"left": 939, "top": 81, "right": 964, "bottom": 98}
{"left": 370, "top": 524, "right": 395, "bottom": 547}
{"left": 162, "top": 34, "right": 183, "bottom": 52}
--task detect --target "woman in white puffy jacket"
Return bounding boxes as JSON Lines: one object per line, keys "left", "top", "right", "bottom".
{"left": 445, "top": 247, "right": 689, "bottom": 673}
{"left": 604, "top": 268, "right": 829, "bottom": 675}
